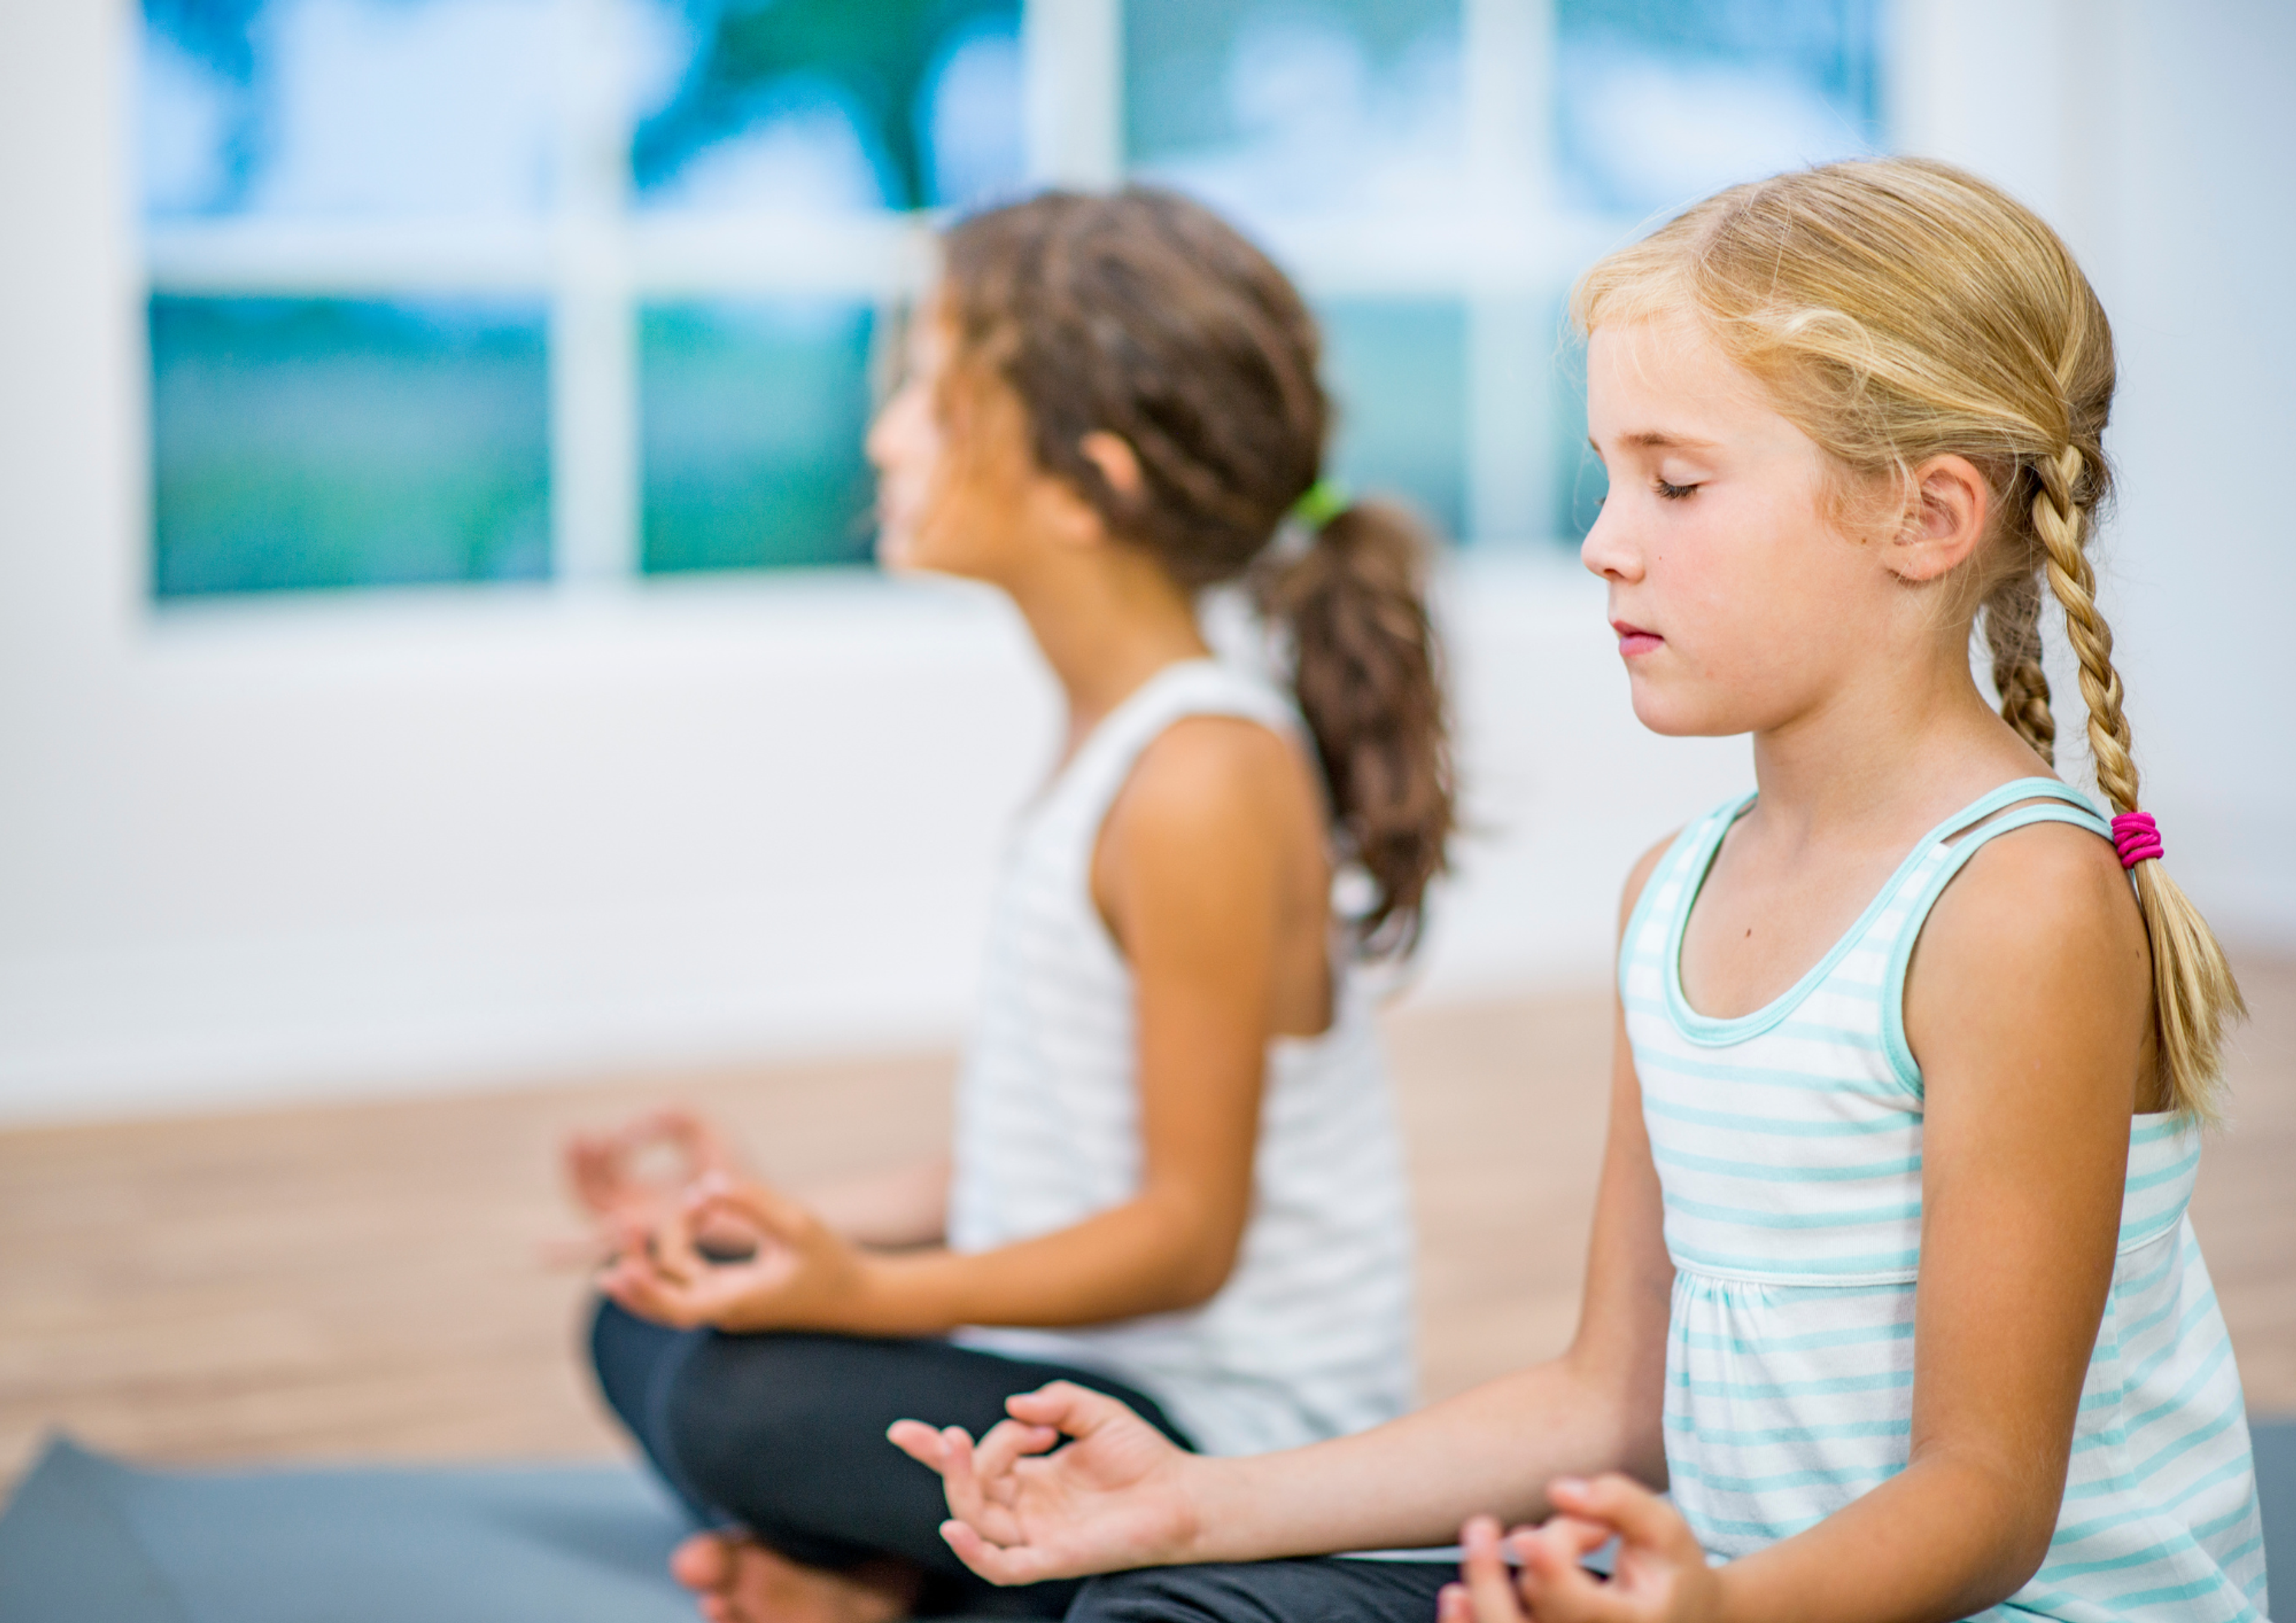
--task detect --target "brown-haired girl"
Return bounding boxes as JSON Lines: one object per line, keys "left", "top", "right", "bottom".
{"left": 896, "top": 158, "right": 2266, "bottom": 1623}
{"left": 566, "top": 187, "right": 1454, "bottom": 1623}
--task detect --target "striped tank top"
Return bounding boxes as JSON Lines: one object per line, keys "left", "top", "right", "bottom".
{"left": 1622, "top": 779, "right": 2268, "bottom": 1621}
{"left": 948, "top": 659, "right": 1416, "bottom": 1457}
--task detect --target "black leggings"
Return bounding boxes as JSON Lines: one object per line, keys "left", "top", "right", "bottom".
{"left": 589, "top": 1299, "right": 1195, "bottom": 1617}
{"left": 1071, "top": 1558, "right": 1458, "bottom": 1623}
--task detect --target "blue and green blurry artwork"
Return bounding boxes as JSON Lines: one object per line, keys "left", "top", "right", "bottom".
{"left": 639, "top": 302, "right": 879, "bottom": 574}
{"left": 150, "top": 298, "right": 551, "bottom": 595}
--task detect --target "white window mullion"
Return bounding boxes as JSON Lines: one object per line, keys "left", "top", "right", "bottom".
{"left": 1022, "top": 0, "right": 1124, "bottom": 189}
{"left": 1463, "top": 0, "right": 1556, "bottom": 548}
{"left": 549, "top": 0, "right": 639, "bottom": 584}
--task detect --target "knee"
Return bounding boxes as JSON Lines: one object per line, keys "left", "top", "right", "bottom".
{"left": 588, "top": 1296, "right": 681, "bottom": 1432}
{"left": 658, "top": 1332, "right": 830, "bottom": 1513}
{"left": 1070, "top": 1568, "right": 1255, "bottom": 1623}
{"left": 660, "top": 1340, "right": 751, "bottom": 1504}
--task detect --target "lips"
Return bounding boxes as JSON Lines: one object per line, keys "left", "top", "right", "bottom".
{"left": 1611, "top": 620, "right": 1662, "bottom": 658}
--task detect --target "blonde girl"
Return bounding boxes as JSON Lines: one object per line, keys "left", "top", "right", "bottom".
{"left": 893, "top": 158, "right": 2267, "bottom": 1623}
{"left": 564, "top": 189, "right": 1453, "bottom": 1623}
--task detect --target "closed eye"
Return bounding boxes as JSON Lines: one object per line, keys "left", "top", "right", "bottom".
{"left": 1654, "top": 478, "right": 1698, "bottom": 500}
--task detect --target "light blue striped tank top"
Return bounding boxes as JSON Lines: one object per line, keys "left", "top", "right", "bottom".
{"left": 1622, "top": 779, "right": 2268, "bottom": 1621}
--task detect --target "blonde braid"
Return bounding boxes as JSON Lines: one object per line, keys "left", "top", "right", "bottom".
{"left": 1983, "top": 571, "right": 2056, "bottom": 765}
{"left": 2032, "top": 445, "right": 2245, "bottom": 1119}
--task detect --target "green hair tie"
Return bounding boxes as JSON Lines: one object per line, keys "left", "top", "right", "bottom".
{"left": 1290, "top": 478, "right": 1352, "bottom": 530}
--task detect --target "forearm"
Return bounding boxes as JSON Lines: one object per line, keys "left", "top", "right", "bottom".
{"left": 1713, "top": 1450, "right": 2054, "bottom": 1623}
{"left": 1181, "top": 1351, "right": 1661, "bottom": 1564}
{"left": 834, "top": 1188, "right": 1232, "bottom": 1337}
{"left": 804, "top": 1155, "right": 950, "bottom": 1250}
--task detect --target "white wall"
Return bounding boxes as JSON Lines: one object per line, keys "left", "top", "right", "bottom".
{"left": 1, "top": 0, "right": 2289, "bottom": 1123}
{"left": 1894, "top": 0, "right": 2296, "bottom": 943}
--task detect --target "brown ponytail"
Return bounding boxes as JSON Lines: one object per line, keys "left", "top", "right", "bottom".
{"left": 939, "top": 188, "right": 1454, "bottom": 956}
{"left": 1257, "top": 501, "right": 1453, "bottom": 955}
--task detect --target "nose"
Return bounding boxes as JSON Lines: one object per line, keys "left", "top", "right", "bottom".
{"left": 1579, "top": 497, "right": 1640, "bottom": 583}
{"left": 864, "top": 398, "right": 898, "bottom": 472}
{"left": 865, "top": 378, "right": 921, "bottom": 473}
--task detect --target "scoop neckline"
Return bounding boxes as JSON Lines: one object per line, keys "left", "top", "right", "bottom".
{"left": 1659, "top": 778, "right": 2078, "bottom": 1047}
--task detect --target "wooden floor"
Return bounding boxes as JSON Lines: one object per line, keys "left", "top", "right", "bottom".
{"left": 3, "top": 960, "right": 2292, "bottom": 1489}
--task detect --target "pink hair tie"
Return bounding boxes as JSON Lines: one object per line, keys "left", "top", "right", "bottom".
{"left": 2111, "top": 811, "right": 2164, "bottom": 869}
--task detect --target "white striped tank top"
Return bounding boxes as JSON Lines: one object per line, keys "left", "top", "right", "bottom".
{"left": 948, "top": 659, "right": 1416, "bottom": 1458}
{"left": 1623, "top": 779, "right": 2268, "bottom": 1621}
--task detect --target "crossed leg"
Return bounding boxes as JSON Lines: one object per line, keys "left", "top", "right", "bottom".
{"left": 588, "top": 1300, "right": 1195, "bottom": 1623}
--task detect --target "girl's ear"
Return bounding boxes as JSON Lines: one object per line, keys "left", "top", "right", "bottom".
{"left": 1078, "top": 431, "right": 1144, "bottom": 502}
{"left": 1042, "top": 431, "right": 1143, "bottom": 552}
{"left": 1885, "top": 454, "right": 1991, "bottom": 582}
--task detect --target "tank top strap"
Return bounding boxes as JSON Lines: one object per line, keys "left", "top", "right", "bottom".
{"left": 1043, "top": 658, "right": 1303, "bottom": 844}
{"left": 1922, "top": 775, "right": 2110, "bottom": 844}
{"left": 1876, "top": 777, "right": 2114, "bottom": 1092}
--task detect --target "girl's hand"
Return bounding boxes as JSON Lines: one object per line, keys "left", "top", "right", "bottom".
{"left": 564, "top": 1108, "right": 740, "bottom": 1227}
{"left": 597, "top": 1174, "right": 869, "bottom": 1332}
{"left": 1440, "top": 1478, "right": 1720, "bottom": 1623}
{"left": 887, "top": 1382, "right": 1202, "bottom": 1585}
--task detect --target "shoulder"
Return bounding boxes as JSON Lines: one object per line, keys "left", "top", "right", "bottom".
{"left": 1926, "top": 814, "right": 2144, "bottom": 966}
{"left": 1619, "top": 829, "right": 1683, "bottom": 933}
{"left": 1094, "top": 712, "right": 1324, "bottom": 937}
{"left": 1108, "top": 713, "right": 1322, "bottom": 851}
{"left": 1910, "top": 813, "right": 2151, "bottom": 1066}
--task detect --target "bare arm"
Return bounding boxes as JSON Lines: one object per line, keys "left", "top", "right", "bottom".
{"left": 804, "top": 1155, "right": 950, "bottom": 1251}
{"left": 889, "top": 840, "right": 1680, "bottom": 1579}
{"left": 1181, "top": 980, "right": 1679, "bottom": 1558}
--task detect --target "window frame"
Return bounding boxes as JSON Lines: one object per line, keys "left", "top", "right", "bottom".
{"left": 135, "top": 0, "right": 1752, "bottom": 600}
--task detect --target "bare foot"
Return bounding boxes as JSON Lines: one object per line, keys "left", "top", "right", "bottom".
{"left": 670, "top": 1533, "right": 920, "bottom": 1623}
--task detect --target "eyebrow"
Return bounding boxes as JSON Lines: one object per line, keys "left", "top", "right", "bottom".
{"left": 1591, "top": 430, "right": 1721, "bottom": 451}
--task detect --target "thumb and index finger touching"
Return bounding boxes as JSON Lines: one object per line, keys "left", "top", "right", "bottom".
{"left": 884, "top": 1381, "right": 1085, "bottom": 1488}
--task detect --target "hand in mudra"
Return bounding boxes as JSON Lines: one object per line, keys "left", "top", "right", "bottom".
{"left": 887, "top": 1383, "right": 1203, "bottom": 1585}
{"left": 559, "top": 1108, "right": 745, "bottom": 1264}
{"left": 1442, "top": 1479, "right": 1721, "bottom": 1623}
{"left": 596, "top": 1173, "right": 868, "bottom": 1332}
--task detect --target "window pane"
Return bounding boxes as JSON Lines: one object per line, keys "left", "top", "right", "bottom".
{"left": 635, "top": 0, "right": 1024, "bottom": 213}
{"left": 639, "top": 301, "right": 878, "bottom": 574}
{"left": 1320, "top": 299, "right": 1466, "bottom": 544}
{"left": 139, "top": 0, "right": 601, "bottom": 219}
{"left": 1556, "top": 0, "right": 1882, "bottom": 219}
{"left": 151, "top": 298, "right": 551, "bottom": 595}
{"left": 1125, "top": 0, "right": 1464, "bottom": 225}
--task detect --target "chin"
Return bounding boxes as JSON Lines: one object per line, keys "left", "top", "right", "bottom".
{"left": 1627, "top": 680, "right": 1748, "bottom": 740}
{"left": 874, "top": 531, "right": 915, "bottom": 573}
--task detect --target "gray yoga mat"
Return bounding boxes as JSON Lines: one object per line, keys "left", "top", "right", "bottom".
{"left": 4, "top": 1422, "right": 2290, "bottom": 1619}
{"left": 0, "top": 1434, "right": 697, "bottom": 1622}
{"left": 2261, "top": 1414, "right": 2295, "bottom": 1609}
